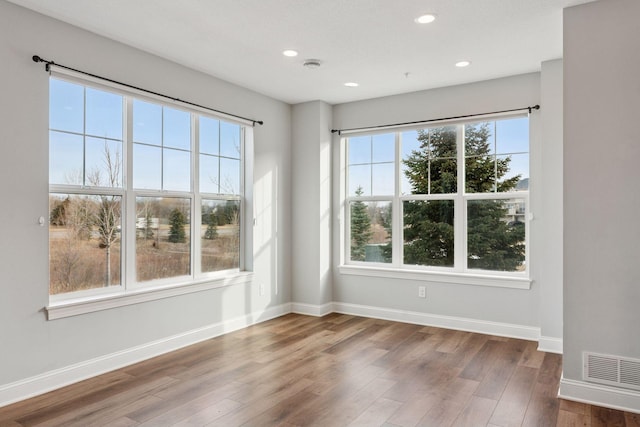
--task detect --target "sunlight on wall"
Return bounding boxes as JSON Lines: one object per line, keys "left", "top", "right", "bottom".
{"left": 319, "top": 139, "right": 331, "bottom": 298}
{"left": 254, "top": 167, "right": 278, "bottom": 295}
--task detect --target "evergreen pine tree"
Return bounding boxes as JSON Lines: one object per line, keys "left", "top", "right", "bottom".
{"left": 403, "top": 123, "right": 525, "bottom": 270}
{"left": 350, "top": 186, "right": 373, "bottom": 261}
{"left": 204, "top": 211, "right": 218, "bottom": 240}
{"left": 168, "top": 208, "right": 187, "bottom": 243}
{"left": 143, "top": 209, "right": 154, "bottom": 240}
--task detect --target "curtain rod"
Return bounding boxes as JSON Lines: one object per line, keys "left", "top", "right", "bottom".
{"left": 331, "top": 105, "right": 540, "bottom": 135}
{"left": 32, "top": 55, "right": 264, "bottom": 127}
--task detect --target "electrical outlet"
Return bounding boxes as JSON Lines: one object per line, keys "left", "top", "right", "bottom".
{"left": 418, "top": 286, "right": 426, "bottom": 298}
{"left": 259, "top": 283, "right": 265, "bottom": 296}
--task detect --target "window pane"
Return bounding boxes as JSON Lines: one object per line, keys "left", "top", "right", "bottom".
{"left": 220, "top": 157, "right": 241, "bottom": 195}
{"left": 49, "top": 194, "right": 122, "bottom": 294}
{"left": 402, "top": 127, "right": 457, "bottom": 195}
{"left": 371, "top": 133, "right": 395, "bottom": 163}
{"left": 200, "top": 116, "right": 219, "bottom": 155}
{"left": 467, "top": 199, "right": 526, "bottom": 271}
{"left": 163, "top": 148, "right": 191, "bottom": 192}
{"left": 372, "top": 162, "right": 394, "bottom": 195}
{"left": 498, "top": 153, "right": 529, "bottom": 192}
{"left": 200, "top": 154, "right": 220, "bottom": 194}
{"left": 201, "top": 199, "right": 240, "bottom": 272}
{"left": 85, "top": 88, "right": 123, "bottom": 140}
{"left": 496, "top": 117, "right": 529, "bottom": 154}
{"left": 50, "top": 131, "right": 83, "bottom": 185}
{"left": 348, "top": 135, "right": 372, "bottom": 165}
{"left": 465, "top": 119, "right": 529, "bottom": 193}
{"left": 465, "top": 121, "right": 495, "bottom": 156}
{"left": 349, "top": 200, "right": 391, "bottom": 263}
{"left": 133, "top": 99, "right": 162, "bottom": 145}
{"left": 403, "top": 200, "right": 454, "bottom": 267}
{"left": 85, "top": 137, "right": 122, "bottom": 187}
{"left": 430, "top": 157, "right": 457, "bottom": 194}
{"left": 163, "top": 107, "right": 191, "bottom": 150}
{"left": 220, "top": 121, "right": 241, "bottom": 159}
{"left": 348, "top": 164, "right": 371, "bottom": 196}
{"left": 50, "top": 79, "right": 83, "bottom": 133}
{"left": 136, "top": 197, "right": 191, "bottom": 282}
{"left": 401, "top": 130, "right": 422, "bottom": 195}
{"left": 133, "top": 143, "right": 162, "bottom": 190}
{"left": 465, "top": 155, "right": 496, "bottom": 193}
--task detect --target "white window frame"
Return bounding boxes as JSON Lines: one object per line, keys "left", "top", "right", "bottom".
{"left": 339, "top": 114, "right": 531, "bottom": 289}
{"left": 46, "top": 68, "right": 253, "bottom": 319}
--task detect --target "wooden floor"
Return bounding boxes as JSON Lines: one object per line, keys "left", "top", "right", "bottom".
{"left": 1, "top": 314, "right": 639, "bottom": 426}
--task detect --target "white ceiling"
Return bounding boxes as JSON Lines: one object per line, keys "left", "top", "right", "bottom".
{"left": 9, "top": 0, "right": 594, "bottom": 105}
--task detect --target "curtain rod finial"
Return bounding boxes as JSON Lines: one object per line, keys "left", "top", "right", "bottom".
{"left": 32, "top": 55, "right": 42, "bottom": 63}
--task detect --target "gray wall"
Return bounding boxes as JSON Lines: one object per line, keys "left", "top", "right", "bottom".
{"left": 291, "top": 101, "right": 333, "bottom": 306}
{"left": 563, "top": 0, "right": 640, "bottom": 381}
{"left": 330, "top": 73, "right": 549, "bottom": 330}
{"left": 539, "top": 59, "right": 564, "bottom": 345}
{"left": 0, "top": 0, "right": 291, "bottom": 387}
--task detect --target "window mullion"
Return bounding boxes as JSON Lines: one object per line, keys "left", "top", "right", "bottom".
{"left": 455, "top": 124, "right": 466, "bottom": 272}
{"left": 393, "top": 132, "right": 402, "bottom": 266}
{"left": 124, "top": 96, "right": 136, "bottom": 288}
{"left": 193, "top": 114, "right": 201, "bottom": 277}
{"left": 239, "top": 127, "right": 246, "bottom": 271}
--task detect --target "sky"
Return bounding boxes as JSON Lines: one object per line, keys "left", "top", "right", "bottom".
{"left": 49, "top": 78, "right": 241, "bottom": 195}
{"left": 347, "top": 116, "right": 530, "bottom": 196}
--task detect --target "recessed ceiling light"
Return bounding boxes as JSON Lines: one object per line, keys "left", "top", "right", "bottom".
{"left": 344, "top": 82, "right": 359, "bottom": 87}
{"left": 455, "top": 60, "right": 471, "bottom": 67}
{"left": 415, "top": 14, "right": 436, "bottom": 24}
{"left": 282, "top": 50, "right": 298, "bottom": 57}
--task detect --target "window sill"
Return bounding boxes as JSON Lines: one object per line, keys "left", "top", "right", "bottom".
{"left": 45, "top": 272, "right": 253, "bottom": 320}
{"left": 338, "top": 265, "right": 531, "bottom": 289}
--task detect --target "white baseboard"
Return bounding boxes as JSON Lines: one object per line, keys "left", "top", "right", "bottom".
{"left": 291, "top": 302, "right": 333, "bottom": 317}
{"left": 559, "top": 377, "right": 640, "bottom": 414}
{"left": 538, "top": 336, "right": 563, "bottom": 354}
{"left": 331, "top": 302, "right": 540, "bottom": 342}
{"left": 0, "top": 303, "right": 291, "bottom": 408}
{"left": 0, "top": 300, "right": 560, "bottom": 409}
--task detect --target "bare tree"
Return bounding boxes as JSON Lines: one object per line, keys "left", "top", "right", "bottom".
{"left": 87, "top": 141, "right": 121, "bottom": 287}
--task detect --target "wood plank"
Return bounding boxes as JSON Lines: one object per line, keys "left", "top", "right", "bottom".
{"left": 626, "top": 412, "right": 640, "bottom": 427}
{"left": 488, "top": 365, "right": 539, "bottom": 426}
{"left": 591, "top": 405, "right": 626, "bottom": 427}
{"left": 347, "top": 397, "right": 403, "bottom": 427}
{"left": 452, "top": 395, "right": 498, "bottom": 427}
{"left": 2, "top": 314, "right": 639, "bottom": 426}
{"left": 557, "top": 409, "right": 592, "bottom": 427}
{"left": 206, "top": 378, "right": 314, "bottom": 426}
{"left": 385, "top": 392, "right": 442, "bottom": 427}
{"left": 521, "top": 352, "right": 563, "bottom": 427}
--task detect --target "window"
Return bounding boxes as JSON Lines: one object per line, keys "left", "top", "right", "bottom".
{"left": 343, "top": 116, "right": 529, "bottom": 281}
{"left": 48, "top": 75, "right": 248, "bottom": 299}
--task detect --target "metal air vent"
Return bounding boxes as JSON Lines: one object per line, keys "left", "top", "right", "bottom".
{"left": 584, "top": 352, "right": 640, "bottom": 391}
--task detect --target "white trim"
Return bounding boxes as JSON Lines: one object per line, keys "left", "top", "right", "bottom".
{"left": 332, "top": 301, "right": 540, "bottom": 341}
{"left": 559, "top": 377, "right": 640, "bottom": 414}
{"left": 46, "top": 272, "right": 253, "bottom": 320}
{"left": 0, "top": 302, "right": 291, "bottom": 409}
{"left": 291, "top": 302, "right": 334, "bottom": 317}
{"left": 2, "top": 300, "right": 557, "bottom": 409}
{"left": 538, "top": 336, "right": 563, "bottom": 354}
{"left": 338, "top": 265, "right": 531, "bottom": 289}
